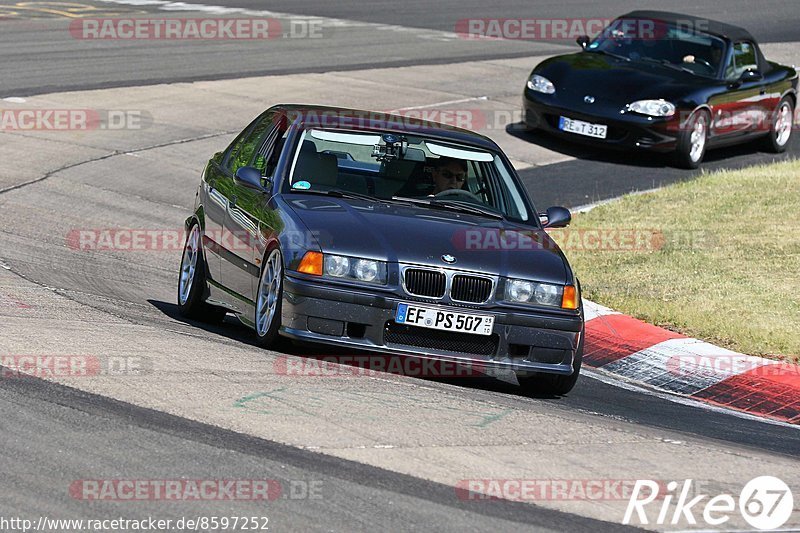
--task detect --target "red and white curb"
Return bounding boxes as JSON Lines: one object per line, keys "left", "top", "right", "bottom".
{"left": 583, "top": 300, "right": 800, "bottom": 425}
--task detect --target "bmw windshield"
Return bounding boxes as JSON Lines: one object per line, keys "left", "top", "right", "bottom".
{"left": 284, "top": 128, "right": 534, "bottom": 222}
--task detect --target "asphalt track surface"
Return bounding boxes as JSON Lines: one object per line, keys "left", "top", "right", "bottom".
{"left": 1, "top": 0, "right": 800, "bottom": 531}
{"left": 0, "top": 374, "right": 622, "bottom": 532}
{"left": 1, "top": 0, "right": 798, "bottom": 95}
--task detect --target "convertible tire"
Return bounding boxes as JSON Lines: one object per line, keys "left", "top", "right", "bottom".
{"left": 177, "top": 222, "right": 227, "bottom": 323}
{"left": 517, "top": 331, "right": 584, "bottom": 396}
{"left": 762, "top": 97, "right": 794, "bottom": 153}
{"left": 254, "top": 247, "right": 284, "bottom": 348}
{"left": 673, "top": 109, "right": 709, "bottom": 169}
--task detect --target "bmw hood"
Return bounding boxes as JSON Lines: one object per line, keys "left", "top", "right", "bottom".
{"left": 283, "top": 195, "right": 570, "bottom": 285}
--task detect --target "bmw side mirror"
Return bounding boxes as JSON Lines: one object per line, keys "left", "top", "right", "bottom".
{"left": 234, "top": 166, "right": 268, "bottom": 192}
{"left": 576, "top": 35, "right": 590, "bottom": 49}
{"left": 541, "top": 206, "right": 571, "bottom": 228}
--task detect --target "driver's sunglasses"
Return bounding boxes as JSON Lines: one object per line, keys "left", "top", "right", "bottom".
{"left": 439, "top": 169, "right": 466, "bottom": 182}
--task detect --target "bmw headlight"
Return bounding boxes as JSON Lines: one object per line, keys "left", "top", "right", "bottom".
{"left": 353, "top": 259, "right": 380, "bottom": 282}
{"left": 504, "top": 279, "right": 578, "bottom": 309}
{"left": 627, "top": 99, "right": 676, "bottom": 117}
{"left": 527, "top": 74, "right": 556, "bottom": 94}
{"left": 323, "top": 254, "right": 387, "bottom": 284}
{"left": 324, "top": 255, "right": 350, "bottom": 277}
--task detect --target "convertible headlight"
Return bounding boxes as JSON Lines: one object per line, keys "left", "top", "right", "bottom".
{"left": 323, "top": 254, "right": 386, "bottom": 284}
{"left": 504, "top": 279, "right": 578, "bottom": 309}
{"left": 527, "top": 74, "right": 556, "bottom": 94}
{"left": 627, "top": 99, "right": 676, "bottom": 117}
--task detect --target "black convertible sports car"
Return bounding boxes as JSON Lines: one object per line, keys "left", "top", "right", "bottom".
{"left": 178, "top": 105, "right": 584, "bottom": 394}
{"left": 523, "top": 11, "right": 798, "bottom": 168}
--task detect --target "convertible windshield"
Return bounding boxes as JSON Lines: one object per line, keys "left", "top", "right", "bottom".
{"left": 588, "top": 17, "right": 727, "bottom": 77}
{"left": 285, "top": 128, "right": 532, "bottom": 222}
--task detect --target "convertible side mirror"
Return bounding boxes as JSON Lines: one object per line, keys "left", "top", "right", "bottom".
{"left": 730, "top": 69, "right": 763, "bottom": 88}
{"left": 576, "top": 35, "right": 590, "bottom": 49}
{"left": 741, "top": 69, "right": 763, "bottom": 82}
{"left": 540, "top": 206, "right": 572, "bottom": 228}
{"left": 234, "top": 166, "right": 268, "bottom": 192}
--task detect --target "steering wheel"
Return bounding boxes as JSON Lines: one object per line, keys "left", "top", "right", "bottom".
{"left": 434, "top": 189, "right": 483, "bottom": 203}
{"left": 692, "top": 57, "right": 716, "bottom": 73}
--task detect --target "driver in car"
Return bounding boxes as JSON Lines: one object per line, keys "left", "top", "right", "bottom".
{"left": 430, "top": 157, "right": 468, "bottom": 195}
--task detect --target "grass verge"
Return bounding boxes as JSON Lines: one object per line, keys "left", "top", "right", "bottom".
{"left": 549, "top": 159, "right": 800, "bottom": 362}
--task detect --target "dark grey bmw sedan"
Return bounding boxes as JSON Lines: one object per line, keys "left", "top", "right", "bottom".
{"left": 178, "top": 105, "right": 584, "bottom": 394}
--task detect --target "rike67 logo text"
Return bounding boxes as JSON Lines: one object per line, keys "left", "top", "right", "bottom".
{"left": 624, "top": 476, "right": 794, "bottom": 530}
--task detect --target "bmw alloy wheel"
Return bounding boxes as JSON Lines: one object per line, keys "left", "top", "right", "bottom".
{"left": 179, "top": 224, "right": 200, "bottom": 305}
{"left": 256, "top": 249, "right": 282, "bottom": 337}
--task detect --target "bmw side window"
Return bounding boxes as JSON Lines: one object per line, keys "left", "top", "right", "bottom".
{"left": 226, "top": 112, "right": 275, "bottom": 175}
{"left": 222, "top": 125, "right": 255, "bottom": 171}
{"left": 257, "top": 116, "right": 290, "bottom": 178}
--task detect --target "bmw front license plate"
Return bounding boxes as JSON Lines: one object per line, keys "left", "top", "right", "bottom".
{"left": 395, "top": 303, "right": 494, "bottom": 336}
{"left": 559, "top": 116, "right": 608, "bottom": 139}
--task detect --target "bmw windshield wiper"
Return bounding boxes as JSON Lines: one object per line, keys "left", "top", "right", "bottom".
{"left": 586, "top": 48, "right": 630, "bottom": 62}
{"left": 431, "top": 199, "right": 505, "bottom": 219}
{"left": 392, "top": 195, "right": 504, "bottom": 220}
{"left": 291, "top": 188, "right": 383, "bottom": 203}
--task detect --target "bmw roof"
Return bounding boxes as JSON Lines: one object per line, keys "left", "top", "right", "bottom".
{"left": 272, "top": 104, "right": 501, "bottom": 152}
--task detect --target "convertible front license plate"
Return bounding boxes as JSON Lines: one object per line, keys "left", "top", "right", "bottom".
{"left": 395, "top": 303, "right": 494, "bottom": 336}
{"left": 559, "top": 116, "right": 608, "bottom": 139}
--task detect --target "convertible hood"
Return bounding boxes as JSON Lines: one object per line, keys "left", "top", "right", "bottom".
{"left": 536, "top": 52, "right": 708, "bottom": 107}
{"left": 283, "top": 195, "right": 569, "bottom": 284}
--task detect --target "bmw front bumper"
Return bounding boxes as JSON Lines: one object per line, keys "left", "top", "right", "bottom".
{"left": 280, "top": 273, "right": 584, "bottom": 377}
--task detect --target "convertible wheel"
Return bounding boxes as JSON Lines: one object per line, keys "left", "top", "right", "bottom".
{"left": 254, "top": 248, "right": 283, "bottom": 348}
{"left": 763, "top": 97, "right": 794, "bottom": 153}
{"left": 674, "top": 110, "right": 709, "bottom": 169}
{"left": 517, "top": 333, "right": 584, "bottom": 396}
{"left": 177, "top": 223, "right": 227, "bottom": 323}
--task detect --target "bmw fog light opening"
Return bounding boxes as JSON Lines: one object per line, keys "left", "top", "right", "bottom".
{"left": 527, "top": 74, "right": 556, "bottom": 94}
{"left": 627, "top": 99, "right": 676, "bottom": 117}
{"left": 321, "top": 254, "right": 387, "bottom": 285}
{"left": 505, "top": 279, "right": 578, "bottom": 309}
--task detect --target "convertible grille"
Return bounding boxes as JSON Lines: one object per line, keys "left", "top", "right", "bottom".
{"left": 451, "top": 275, "right": 492, "bottom": 303}
{"left": 384, "top": 322, "right": 498, "bottom": 356}
{"left": 404, "top": 269, "right": 446, "bottom": 298}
